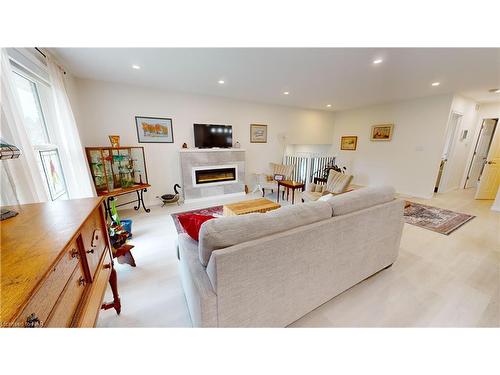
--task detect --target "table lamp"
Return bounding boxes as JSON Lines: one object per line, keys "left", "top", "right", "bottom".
{"left": 1, "top": 138, "right": 21, "bottom": 221}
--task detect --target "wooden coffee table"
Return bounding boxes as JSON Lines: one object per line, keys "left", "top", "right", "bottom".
{"left": 277, "top": 180, "right": 305, "bottom": 205}
{"left": 223, "top": 198, "right": 281, "bottom": 216}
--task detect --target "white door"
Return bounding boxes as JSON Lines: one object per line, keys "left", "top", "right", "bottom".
{"left": 475, "top": 119, "right": 500, "bottom": 199}
{"left": 465, "top": 119, "right": 497, "bottom": 189}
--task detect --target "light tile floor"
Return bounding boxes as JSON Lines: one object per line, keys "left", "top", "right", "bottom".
{"left": 97, "top": 188, "right": 500, "bottom": 327}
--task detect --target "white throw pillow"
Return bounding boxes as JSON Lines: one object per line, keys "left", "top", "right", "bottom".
{"left": 318, "top": 193, "right": 333, "bottom": 202}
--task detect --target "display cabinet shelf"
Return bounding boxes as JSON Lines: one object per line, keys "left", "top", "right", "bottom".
{"left": 85, "top": 146, "right": 151, "bottom": 217}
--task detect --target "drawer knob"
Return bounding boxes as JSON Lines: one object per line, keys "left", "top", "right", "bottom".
{"left": 86, "top": 249, "right": 94, "bottom": 254}
{"left": 70, "top": 248, "right": 79, "bottom": 259}
{"left": 78, "top": 276, "right": 86, "bottom": 286}
{"left": 26, "top": 313, "right": 41, "bottom": 328}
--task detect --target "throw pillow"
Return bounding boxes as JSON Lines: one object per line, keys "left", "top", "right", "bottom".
{"left": 177, "top": 214, "right": 215, "bottom": 241}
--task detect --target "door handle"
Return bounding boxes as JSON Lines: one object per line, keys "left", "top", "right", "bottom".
{"left": 486, "top": 161, "right": 497, "bottom": 165}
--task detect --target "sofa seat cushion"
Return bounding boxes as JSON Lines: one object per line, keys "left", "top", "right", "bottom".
{"left": 325, "top": 186, "right": 395, "bottom": 216}
{"left": 198, "top": 201, "right": 332, "bottom": 266}
{"left": 301, "top": 190, "right": 323, "bottom": 202}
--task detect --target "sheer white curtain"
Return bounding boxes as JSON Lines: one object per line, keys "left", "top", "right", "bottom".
{"left": 0, "top": 49, "right": 49, "bottom": 204}
{"left": 46, "top": 55, "right": 95, "bottom": 199}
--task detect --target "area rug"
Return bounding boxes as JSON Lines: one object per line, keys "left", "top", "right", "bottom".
{"left": 171, "top": 205, "right": 223, "bottom": 235}
{"left": 404, "top": 201, "right": 475, "bottom": 235}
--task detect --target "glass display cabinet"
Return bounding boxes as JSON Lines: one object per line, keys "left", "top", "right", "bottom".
{"left": 85, "top": 146, "right": 151, "bottom": 217}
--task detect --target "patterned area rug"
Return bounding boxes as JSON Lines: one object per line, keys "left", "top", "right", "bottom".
{"left": 171, "top": 205, "right": 223, "bottom": 235}
{"left": 172, "top": 201, "right": 475, "bottom": 236}
{"left": 404, "top": 201, "right": 475, "bottom": 235}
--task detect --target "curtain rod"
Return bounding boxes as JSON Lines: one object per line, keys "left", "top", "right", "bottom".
{"left": 35, "top": 47, "right": 46, "bottom": 58}
{"left": 35, "top": 47, "right": 66, "bottom": 75}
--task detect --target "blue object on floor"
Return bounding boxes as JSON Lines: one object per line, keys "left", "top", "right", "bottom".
{"left": 121, "top": 219, "right": 133, "bottom": 238}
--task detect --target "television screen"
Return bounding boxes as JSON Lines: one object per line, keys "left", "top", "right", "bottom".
{"left": 194, "top": 124, "right": 233, "bottom": 148}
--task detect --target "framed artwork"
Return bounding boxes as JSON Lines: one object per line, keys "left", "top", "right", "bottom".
{"left": 135, "top": 116, "right": 174, "bottom": 143}
{"left": 250, "top": 124, "right": 268, "bottom": 143}
{"left": 39, "top": 149, "right": 68, "bottom": 201}
{"left": 370, "top": 124, "right": 394, "bottom": 141}
{"left": 108, "top": 135, "right": 120, "bottom": 148}
{"left": 341, "top": 136, "right": 358, "bottom": 150}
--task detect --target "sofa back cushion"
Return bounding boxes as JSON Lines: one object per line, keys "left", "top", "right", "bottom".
{"left": 198, "top": 201, "right": 332, "bottom": 266}
{"left": 325, "top": 186, "right": 395, "bottom": 216}
{"left": 325, "top": 170, "right": 353, "bottom": 194}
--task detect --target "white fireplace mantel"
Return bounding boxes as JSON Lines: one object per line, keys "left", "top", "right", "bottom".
{"left": 179, "top": 148, "right": 246, "bottom": 202}
{"left": 180, "top": 148, "right": 245, "bottom": 153}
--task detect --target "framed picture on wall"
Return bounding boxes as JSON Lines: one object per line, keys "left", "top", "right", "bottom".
{"left": 370, "top": 124, "right": 394, "bottom": 141}
{"left": 340, "top": 136, "right": 358, "bottom": 150}
{"left": 135, "top": 116, "right": 174, "bottom": 143}
{"left": 250, "top": 124, "right": 267, "bottom": 143}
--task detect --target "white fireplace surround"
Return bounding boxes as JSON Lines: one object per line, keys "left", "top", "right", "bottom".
{"left": 179, "top": 149, "right": 246, "bottom": 202}
{"left": 192, "top": 164, "right": 238, "bottom": 187}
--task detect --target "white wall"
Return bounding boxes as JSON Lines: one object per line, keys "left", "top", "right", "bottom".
{"left": 329, "top": 94, "right": 454, "bottom": 198}
{"left": 285, "top": 144, "right": 333, "bottom": 156}
{"left": 439, "top": 95, "right": 479, "bottom": 193}
{"left": 71, "top": 78, "right": 334, "bottom": 205}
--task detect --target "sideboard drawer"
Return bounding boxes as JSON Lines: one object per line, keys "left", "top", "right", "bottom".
{"left": 46, "top": 265, "right": 87, "bottom": 327}
{"left": 14, "top": 240, "right": 80, "bottom": 327}
{"left": 80, "top": 209, "right": 107, "bottom": 278}
{"left": 77, "top": 249, "right": 113, "bottom": 327}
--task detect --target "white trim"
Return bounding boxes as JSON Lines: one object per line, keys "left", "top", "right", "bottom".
{"left": 7, "top": 48, "right": 50, "bottom": 86}
{"left": 184, "top": 192, "right": 246, "bottom": 204}
{"left": 192, "top": 164, "right": 238, "bottom": 187}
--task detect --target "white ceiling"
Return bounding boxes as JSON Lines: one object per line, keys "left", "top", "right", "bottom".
{"left": 52, "top": 48, "right": 500, "bottom": 111}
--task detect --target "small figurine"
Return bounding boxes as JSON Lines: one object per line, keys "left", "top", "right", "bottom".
{"left": 109, "top": 135, "right": 120, "bottom": 148}
{"left": 157, "top": 184, "right": 182, "bottom": 206}
{"left": 182, "top": 143, "right": 188, "bottom": 149}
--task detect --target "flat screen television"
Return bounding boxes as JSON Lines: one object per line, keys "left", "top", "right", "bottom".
{"left": 194, "top": 124, "right": 233, "bottom": 148}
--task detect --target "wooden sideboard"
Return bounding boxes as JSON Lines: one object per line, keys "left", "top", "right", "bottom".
{"left": 0, "top": 197, "right": 120, "bottom": 328}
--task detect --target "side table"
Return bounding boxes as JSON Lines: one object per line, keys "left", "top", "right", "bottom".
{"left": 277, "top": 180, "right": 305, "bottom": 205}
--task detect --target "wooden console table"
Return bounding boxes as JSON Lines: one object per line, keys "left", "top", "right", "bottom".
{"left": 100, "top": 183, "right": 151, "bottom": 219}
{"left": 0, "top": 197, "right": 120, "bottom": 327}
{"left": 277, "top": 180, "right": 305, "bottom": 205}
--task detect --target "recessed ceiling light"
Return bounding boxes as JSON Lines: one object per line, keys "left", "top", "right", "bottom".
{"left": 283, "top": 91, "right": 290, "bottom": 95}
{"left": 431, "top": 82, "right": 440, "bottom": 86}
{"left": 132, "top": 64, "right": 141, "bottom": 70}
{"left": 218, "top": 80, "right": 225, "bottom": 84}
{"left": 373, "top": 59, "right": 383, "bottom": 64}
{"left": 326, "top": 104, "right": 332, "bottom": 108}
{"left": 488, "top": 88, "right": 500, "bottom": 93}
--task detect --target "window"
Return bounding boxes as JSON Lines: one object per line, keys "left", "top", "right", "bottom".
{"left": 12, "top": 70, "right": 68, "bottom": 200}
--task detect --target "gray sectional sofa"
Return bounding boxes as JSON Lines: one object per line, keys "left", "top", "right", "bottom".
{"left": 177, "top": 186, "right": 405, "bottom": 327}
